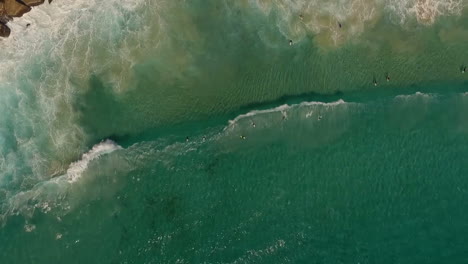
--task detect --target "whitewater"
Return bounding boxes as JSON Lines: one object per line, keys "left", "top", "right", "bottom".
{"left": 0, "top": 0, "right": 158, "bottom": 198}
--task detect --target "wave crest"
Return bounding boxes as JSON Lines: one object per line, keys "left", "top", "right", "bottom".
{"left": 0, "top": 140, "right": 123, "bottom": 225}
{"left": 227, "top": 99, "right": 347, "bottom": 127}
{"left": 65, "top": 140, "right": 122, "bottom": 183}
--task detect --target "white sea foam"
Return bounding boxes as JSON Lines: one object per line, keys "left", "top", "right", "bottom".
{"left": 232, "top": 239, "right": 286, "bottom": 264}
{"left": 228, "top": 104, "right": 289, "bottom": 125}
{"left": 0, "top": 140, "right": 123, "bottom": 224}
{"left": 24, "top": 224, "right": 36, "bottom": 232}
{"left": 227, "top": 99, "right": 348, "bottom": 128}
{"left": 0, "top": 0, "right": 155, "bottom": 217}
{"left": 0, "top": 0, "right": 155, "bottom": 192}
{"left": 249, "top": 0, "right": 381, "bottom": 47}
{"left": 248, "top": 0, "right": 467, "bottom": 47}
{"left": 386, "top": 0, "right": 465, "bottom": 25}
{"left": 300, "top": 99, "right": 346, "bottom": 107}
{"left": 64, "top": 140, "right": 122, "bottom": 183}
{"left": 394, "top": 91, "right": 435, "bottom": 100}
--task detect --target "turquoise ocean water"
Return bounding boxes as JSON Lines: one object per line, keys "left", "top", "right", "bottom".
{"left": 1, "top": 0, "right": 468, "bottom": 263}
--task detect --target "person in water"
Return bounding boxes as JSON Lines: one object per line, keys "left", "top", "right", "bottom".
{"left": 240, "top": 135, "right": 246, "bottom": 140}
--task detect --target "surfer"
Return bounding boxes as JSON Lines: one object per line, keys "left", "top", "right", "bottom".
{"left": 289, "top": 40, "right": 293, "bottom": 46}
{"left": 373, "top": 77, "right": 378, "bottom": 86}
{"left": 251, "top": 122, "right": 256, "bottom": 128}
{"left": 185, "top": 137, "right": 189, "bottom": 142}
{"left": 26, "top": 23, "right": 31, "bottom": 28}
{"left": 338, "top": 22, "right": 342, "bottom": 28}
{"left": 318, "top": 115, "right": 322, "bottom": 120}
{"left": 463, "top": 66, "right": 466, "bottom": 73}
{"left": 299, "top": 14, "right": 304, "bottom": 20}
{"left": 386, "top": 74, "right": 390, "bottom": 81}
{"left": 240, "top": 135, "right": 246, "bottom": 140}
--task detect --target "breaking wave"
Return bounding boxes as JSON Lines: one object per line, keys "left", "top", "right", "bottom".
{"left": 65, "top": 140, "right": 122, "bottom": 183}
{"left": 0, "top": 140, "right": 123, "bottom": 225}
{"left": 227, "top": 99, "right": 349, "bottom": 129}
{"left": 0, "top": 0, "right": 163, "bottom": 200}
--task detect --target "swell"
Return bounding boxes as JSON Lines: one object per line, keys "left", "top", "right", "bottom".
{"left": 1, "top": 0, "right": 468, "bottom": 229}
{"left": 84, "top": 80, "right": 468, "bottom": 148}
{"left": 1, "top": 0, "right": 467, "bottom": 196}
{"left": 1, "top": 87, "right": 468, "bottom": 228}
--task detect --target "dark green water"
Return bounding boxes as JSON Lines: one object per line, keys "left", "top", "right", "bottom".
{"left": 2, "top": 88, "right": 468, "bottom": 263}
{"left": 1, "top": 0, "right": 468, "bottom": 263}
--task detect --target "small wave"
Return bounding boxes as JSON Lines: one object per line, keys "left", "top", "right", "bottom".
{"left": 394, "top": 91, "right": 435, "bottom": 100}
{"left": 227, "top": 99, "right": 347, "bottom": 126}
{"left": 228, "top": 104, "right": 290, "bottom": 125}
{"left": 65, "top": 140, "right": 122, "bottom": 183}
{"left": 300, "top": 99, "right": 346, "bottom": 107}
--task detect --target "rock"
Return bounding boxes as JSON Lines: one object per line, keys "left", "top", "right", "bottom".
{"left": 0, "top": 15, "right": 11, "bottom": 25}
{"left": 4, "top": 0, "right": 31, "bottom": 17}
{"left": 0, "top": 2, "right": 13, "bottom": 24}
{"left": 22, "top": 0, "right": 45, "bottom": 7}
{"left": 48, "top": 0, "right": 52, "bottom": 3}
{"left": 0, "top": 23, "right": 11, "bottom": 37}
{"left": 0, "top": 1, "right": 5, "bottom": 15}
{"left": 0, "top": 14, "right": 12, "bottom": 25}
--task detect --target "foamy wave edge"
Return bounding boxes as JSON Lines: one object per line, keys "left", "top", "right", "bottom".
{"left": 0, "top": 140, "right": 122, "bottom": 224}
{"left": 394, "top": 91, "right": 435, "bottom": 100}
{"left": 228, "top": 99, "right": 347, "bottom": 126}
{"left": 63, "top": 140, "right": 122, "bottom": 183}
